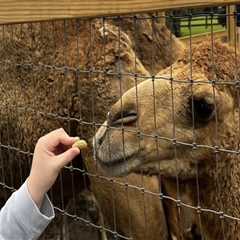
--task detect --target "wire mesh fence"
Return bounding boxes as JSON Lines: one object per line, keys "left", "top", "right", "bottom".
{"left": 1, "top": 4, "right": 240, "bottom": 240}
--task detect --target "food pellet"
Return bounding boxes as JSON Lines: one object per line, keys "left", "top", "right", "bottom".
{"left": 72, "top": 139, "right": 88, "bottom": 150}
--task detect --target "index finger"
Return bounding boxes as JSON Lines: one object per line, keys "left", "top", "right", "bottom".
{"left": 40, "top": 128, "right": 78, "bottom": 151}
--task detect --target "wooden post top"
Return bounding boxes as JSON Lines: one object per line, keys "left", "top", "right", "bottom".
{"left": 0, "top": 0, "right": 240, "bottom": 25}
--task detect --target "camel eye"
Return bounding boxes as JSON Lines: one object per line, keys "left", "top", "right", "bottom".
{"left": 189, "top": 97, "right": 215, "bottom": 125}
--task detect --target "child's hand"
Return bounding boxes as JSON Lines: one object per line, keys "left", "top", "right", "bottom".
{"left": 27, "top": 128, "right": 80, "bottom": 208}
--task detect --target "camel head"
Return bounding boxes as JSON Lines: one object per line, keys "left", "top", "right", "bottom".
{"left": 94, "top": 70, "right": 237, "bottom": 177}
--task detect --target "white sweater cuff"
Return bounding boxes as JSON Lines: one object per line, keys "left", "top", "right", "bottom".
{"left": 14, "top": 181, "right": 55, "bottom": 237}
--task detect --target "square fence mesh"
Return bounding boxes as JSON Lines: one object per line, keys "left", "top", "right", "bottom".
{"left": 0, "top": 5, "right": 240, "bottom": 240}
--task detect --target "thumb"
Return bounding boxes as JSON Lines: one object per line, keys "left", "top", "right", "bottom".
{"left": 57, "top": 147, "right": 80, "bottom": 168}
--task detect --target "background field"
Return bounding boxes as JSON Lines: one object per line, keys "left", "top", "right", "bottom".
{"left": 180, "top": 16, "right": 226, "bottom": 36}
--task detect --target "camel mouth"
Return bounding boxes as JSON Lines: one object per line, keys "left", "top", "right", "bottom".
{"left": 97, "top": 151, "right": 137, "bottom": 167}
{"left": 95, "top": 152, "right": 143, "bottom": 177}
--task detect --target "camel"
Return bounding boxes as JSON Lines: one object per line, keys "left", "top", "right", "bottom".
{"left": 0, "top": 16, "right": 184, "bottom": 239}
{"left": 94, "top": 40, "right": 240, "bottom": 239}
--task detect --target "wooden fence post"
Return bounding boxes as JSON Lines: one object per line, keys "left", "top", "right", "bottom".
{"left": 227, "top": 4, "right": 237, "bottom": 46}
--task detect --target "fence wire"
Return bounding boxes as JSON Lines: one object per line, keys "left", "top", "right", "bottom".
{"left": 0, "top": 6, "right": 240, "bottom": 240}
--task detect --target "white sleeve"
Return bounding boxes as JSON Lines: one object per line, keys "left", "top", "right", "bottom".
{"left": 0, "top": 181, "right": 55, "bottom": 240}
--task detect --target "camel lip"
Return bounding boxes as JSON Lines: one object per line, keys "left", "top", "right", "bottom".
{"left": 96, "top": 151, "right": 138, "bottom": 168}
{"left": 96, "top": 152, "right": 142, "bottom": 176}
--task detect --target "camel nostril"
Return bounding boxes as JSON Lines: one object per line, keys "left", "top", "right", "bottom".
{"left": 109, "top": 110, "right": 138, "bottom": 126}
{"left": 97, "top": 135, "right": 104, "bottom": 146}
{"left": 94, "top": 120, "right": 108, "bottom": 149}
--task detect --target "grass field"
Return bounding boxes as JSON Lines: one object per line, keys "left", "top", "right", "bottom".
{"left": 180, "top": 16, "right": 226, "bottom": 37}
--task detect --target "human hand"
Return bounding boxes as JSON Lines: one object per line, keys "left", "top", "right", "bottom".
{"left": 27, "top": 128, "right": 80, "bottom": 208}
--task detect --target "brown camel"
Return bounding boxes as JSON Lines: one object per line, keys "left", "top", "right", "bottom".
{"left": 94, "top": 41, "right": 240, "bottom": 239}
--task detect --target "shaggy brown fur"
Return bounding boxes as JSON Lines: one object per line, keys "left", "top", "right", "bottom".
{"left": 0, "top": 17, "right": 183, "bottom": 239}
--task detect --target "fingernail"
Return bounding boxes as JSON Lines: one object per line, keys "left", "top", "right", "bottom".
{"left": 72, "top": 137, "right": 80, "bottom": 141}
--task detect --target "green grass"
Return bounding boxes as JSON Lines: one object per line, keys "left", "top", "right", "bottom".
{"left": 180, "top": 16, "right": 226, "bottom": 37}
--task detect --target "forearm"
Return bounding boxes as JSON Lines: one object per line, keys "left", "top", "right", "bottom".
{"left": 0, "top": 180, "right": 55, "bottom": 240}
{"left": 28, "top": 176, "right": 45, "bottom": 208}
